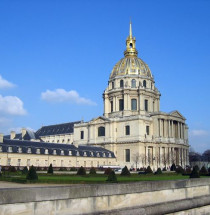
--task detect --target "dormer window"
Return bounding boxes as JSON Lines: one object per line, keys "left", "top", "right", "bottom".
{"left": 0, "top": 146, "right": 2, "bottom": 152}
{"left": 84, "top": 151, "right": 87, "bottom": 156}
{"left": 103, "top": 153, "right": 106, "bottom": 157}
{"left": 76, "top": 151, "right": 79, "bottom": 156}
{"left": 90, "top": 151, "right": 93, "bottom": 156}
{"left": 53, "top": 149, "right": 56, "bottom": 155}
{"left": 61, "top": 150, "right": 64, "bottom": 155}
{"left": 8, "top": 146, "right": 12, "bottom": 153}
{"left": 18, "top": 147, "right": 22, "bottom": 153}
{"left": 27, "top": 148, "right": 31, "bottom": 153}
{"left": 36, "top": 148, "right": 40, "bottom": 154}
{"left": 108, "top": 153, "right": 112, "bottom": 158}
{"left": 97, "top": 152, "right": 100, "bottom": 157}
{"left": 45, "top": 149, "right": 48, "bottom": 154}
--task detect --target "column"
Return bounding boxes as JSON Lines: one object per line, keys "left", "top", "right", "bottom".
{"left": 171, "top": 121, "right": 174, "bottom": 137}
{"left": 113, "top": 96, "right": 116, "bottom": 112}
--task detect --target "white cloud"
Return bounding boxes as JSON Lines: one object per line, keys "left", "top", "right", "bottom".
{"left": 41, "top": 89, "right": 97, "bottom": 106}
{"left": 0, "top": 95, "right": 27, "bottom": 115}
{"left": 0, "top": 75, "right": 15, "bottom": 89}
{"left": 190, "top": 129, "right": 209, "bottom": 137}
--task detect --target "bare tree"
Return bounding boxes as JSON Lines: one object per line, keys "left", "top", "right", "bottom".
{"left": 132, "top": 152, "right": 140, "bottom": 170}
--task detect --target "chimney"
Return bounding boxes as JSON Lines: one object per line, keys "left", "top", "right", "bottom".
{"left": 21, "top": 128, "right": 27, "bottom": 138}
{"left": 0, "top": 133, "right": 3, "bottom": 143}
{"left": 10, "top": 131, "right": 16, "bottom": 139}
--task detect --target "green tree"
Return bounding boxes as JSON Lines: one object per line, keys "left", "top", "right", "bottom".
{"left": 155, "top": 168, "right": 162, "bottom": 175}
{"left": 22, "top": 166, "right": 28, "bottom": 175}
{"left": 199, "top": 166, "right": 208, "bottom": 176}
{"left": 77, "top": 166, "right": 86, "bottom": 175}
{"left": 190, "top": 166, "right": 200, "bottom": 178}
{"left": 47, "top": 164, "right": 54, "bottom": 174}
{"left": 104, "top": 167, "right": 112, "bottom": 175}
{"left": 106, "top": 171, "right": 117, "bottom": 183}
{"left": 89, "top": 167, "right": 96, "bottom": 175}
{"left": 120, "top": 166, "right": 131, "bottom": 176}
{"left": 145, "top": 166, "right": 153, "bottom": 174}
{"left": 26, "top": 165, "right": 38, "bottom": 180}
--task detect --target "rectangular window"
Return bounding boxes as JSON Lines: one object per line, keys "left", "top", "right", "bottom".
{"left": 111, "top": 101, "right": 113, "bottom": 112}
{"left": 80, "top": 131, "right": 84, "bottom": 139}
{"left": 7, "top": 158, "right": 11, "bottom": 166}
{"left": 17, "top": 159, "right": 21, "bottom": 166}
{"left": 125, "top": 125, "right": 130, "bottom": 135}
{"left": 131, "top": 99, "right": 137, "bottom": 110}
{"left": 146, "top": 126, "right": 150, "bottom": 135}
{"left": 112, "top": 81, "right": 114, "bottom": 89}
{"left": 145, "top": 99, "right": 148, "bottom": 111}
{"left": 125, "top": 149, "right": 130, "bottom": 162}
{"left": 119, "top": 99, "right": 124, "bottom": 111}
{"left": 27, "top": 159, "right": 30, "bottom": 166}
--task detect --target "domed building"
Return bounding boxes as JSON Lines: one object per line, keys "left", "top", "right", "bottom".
{"left": 0, "top": 23, "right": 189, "bottom": 170}
{"left": 74, "top": 22, "right": 189, "bottom": 169}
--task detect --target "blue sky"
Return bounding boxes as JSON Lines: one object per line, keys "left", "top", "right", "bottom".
{"left": 0, "top": 0, "right": 210, "bottom": 153}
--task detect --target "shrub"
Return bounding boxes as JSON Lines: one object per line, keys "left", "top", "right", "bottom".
{"left": 26, "top": 166, "right": 38, "bottom": 180}
{"left": 89, "top": 167, "right": 96, "bottom": 175}
{"left": 9, "top": 166, "right": 17, "bottom": 172}
{"left": 47, "top": 164, "right": 54, "bottom": 174}
{"left": 155, "top": 168, "right": 162, "bottom": 175}
{"left": 106, "top": 171, "right": 117, "bottom": 183}
{"left": 162, "top": 167, "right": 167, "bottom": 171}
{"left": 59, "top": 167, "right": 67, "bottom": 171}
{"left": 22, "top": 166, "right": 28, "bottom": 175}
{"left": 170, "top": 163, "right": 176, "bottom": 171}
{"left": 121, "top": 166, "right": 131, "bottom": 176}
{"left": 208, "top": 167, "right": 210, "bottom": 174}
{"left": 145, "top": 166, "right": 153, "bottom": 174}
{"left": 77, "top": 166, "right": 86, "bottom": 175}
{"left": 199, "top": 166, "right": 208, "bottom": 176}
{"left": 139, "top": 167, "right": 146, "bottom": 171}
{"left": 194, "top": 165, "right": 200, "bottom": 172}
{"left": 190, "top": 166, "right": 200, "bottom": 178}
{"left": 70, "top": 167, "right": 77, "bottom": 171}
{"left": 104, "top": 167, "right": 112, "bottom": 175}
{"left": 175, "top": 166, "right": 184, "bottom": 174}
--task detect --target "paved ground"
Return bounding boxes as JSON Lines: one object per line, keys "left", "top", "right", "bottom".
{"left": 0, "top": 181, "right": 70, "bottom": 189}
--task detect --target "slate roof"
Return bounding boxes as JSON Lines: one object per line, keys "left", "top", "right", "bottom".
{"left": 35, "top": 121, "right": 81, "bottom": 137}
{"left": 4, "top": 130, "right": 38, "bottom": 141}
{"left": 0, "top": 139, "right": 115, "bottom": 158}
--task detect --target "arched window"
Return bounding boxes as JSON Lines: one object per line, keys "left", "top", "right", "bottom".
{"left": 129, "top": 43, "right": 133, "bottom": 48}
{"left": 120, "top": 80, "right": 124, "bottom": 88}
{"left": 131, "top": 79, "right": 136, "bottom": 88}
{"left": 98, "top": 126, "right": 105, "bottom": 137}
{"left": 143, "top": 80, "right": 147, "bottom": 88}
{"left": 119, "top": 99, "right": 124, "bottom": 111}
{"left": 131, "top": 99, "right": 137, "bottom": 110}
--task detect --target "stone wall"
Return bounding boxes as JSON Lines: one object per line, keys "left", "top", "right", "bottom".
{"left": 1, "top": 178, "right": 210, "bottom": 215}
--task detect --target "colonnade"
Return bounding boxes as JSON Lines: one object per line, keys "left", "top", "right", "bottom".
{"left": 158, "top": 119, "right": 185, "bottom": 139}
{"left": 144, "top": 146, "right": 189, "bottom": 168}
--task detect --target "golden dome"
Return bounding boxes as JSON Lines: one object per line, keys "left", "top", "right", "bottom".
{"left": 109, "top": 22, "right": 153, "bottom": 80}
{"left": 110, "top": 57, "right": 152, "bottom": 79}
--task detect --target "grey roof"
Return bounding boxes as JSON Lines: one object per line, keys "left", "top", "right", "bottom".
{"left": 4, "top": 130, "right": 38, "bottom": 141}
{"left": 35, "top": 121, "right": 81, "bottom": 137}
{"left": 0, "top": 139, "right": 115, "bottom": 158}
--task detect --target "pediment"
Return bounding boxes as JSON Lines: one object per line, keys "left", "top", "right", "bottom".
{"left": 90, "top": 116, "right": 109, "bottom": 124}
{"left": 169, "top": 110, "right": 185, "bottom": 120}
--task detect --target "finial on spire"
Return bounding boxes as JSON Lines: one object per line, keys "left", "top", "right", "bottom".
{"left": 129, "top": 19, "right": 132, "bottom": 38}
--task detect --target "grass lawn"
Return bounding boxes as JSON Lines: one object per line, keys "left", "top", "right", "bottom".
{"left": 0, "top": 171, "right": 192, "bottom": 184}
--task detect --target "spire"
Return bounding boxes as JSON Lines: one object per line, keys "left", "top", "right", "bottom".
{"left": 124, "top": 21, "right": 138, "bottom": 57}
{"left": 129, "top": 20, "right": 132, "bottom": 38}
